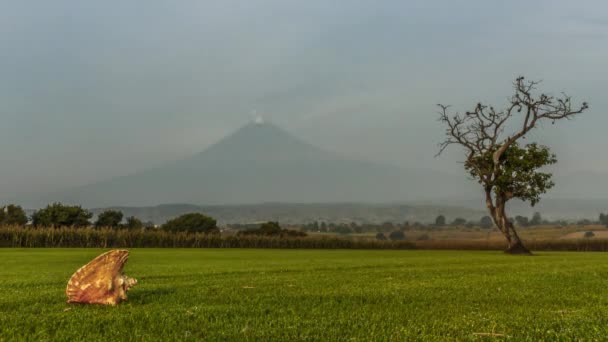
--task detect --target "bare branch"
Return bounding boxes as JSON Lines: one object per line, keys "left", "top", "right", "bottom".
{"left": 437, "top": 75, "right": 589, "bottom": 194}
{"left": 436, "top": 76, "right": 588, "bottom": 253}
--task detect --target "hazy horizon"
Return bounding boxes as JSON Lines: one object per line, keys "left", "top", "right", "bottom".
{"left": 2, "top": 1, "right": 607, "bottom": 203}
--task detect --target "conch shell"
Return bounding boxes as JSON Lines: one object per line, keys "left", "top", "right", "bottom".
{"left": 66, "top": 250, "right": 137, "bottom": 305}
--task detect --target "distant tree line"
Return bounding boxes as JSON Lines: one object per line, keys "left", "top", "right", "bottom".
{"left": 0, "top": 202, "right": 218, "bottom": 234}
{"left": 293, "top": 211, "right": 608, "bottom": 243}
{"left": 27, "top": 204, "right": 157, "bottom": 231}
{"left": 296, "top": 216, "right": 499, "bottom": 235}
{"left": 2, "top": 202, "right": 608, "bottom": 237}
{"left": 0, "top": 203, "right": 307, "bottom": 238}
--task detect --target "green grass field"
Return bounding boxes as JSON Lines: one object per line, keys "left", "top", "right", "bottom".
{"left": 2, "top": 249, "right": 608, "bottom": 341}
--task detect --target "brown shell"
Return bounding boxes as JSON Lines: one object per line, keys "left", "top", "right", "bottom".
{"left": 66, "top": 250, "right": 137, "bottom": 305}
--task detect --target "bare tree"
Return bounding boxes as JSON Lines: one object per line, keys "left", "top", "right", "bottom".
{"left": 437, "top": 77, "right": 588, "bottom": 254}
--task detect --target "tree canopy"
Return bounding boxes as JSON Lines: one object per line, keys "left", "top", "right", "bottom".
{"left": 0, "top": 204, "right": 28, "bottom": 226}
{"left": 600, "top": 213, "right": 608, "bottom": 227}
{"left": 32, "top": 203, "right": 93, "bottom": 228}
{"left": 389, "top": 230, "right": 406, "bottom": 241}
{"left": 530, "top": 212, "right": 543, "bottom": 226}
{"left": 435, "top": 215, "right": 446, "bottom": 226}
{"left": 161, "top": 213, "right": 219, "bottom": 234}
{"left": 124, "top": 216, "right": 144, "bottom": 230}
{"left": 465, "top": 143, "right": 557, "bottom": 206}
{"left": 94, "top": 210, "right": 124, "bottom": 228}
{"left": 451, "top": 218, "right": 467, "bottom": 226}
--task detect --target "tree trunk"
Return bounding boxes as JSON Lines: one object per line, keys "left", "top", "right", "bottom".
{"left": 491, "top": 194, "right": 532, "bottom": 255}
{"left": 502, "top": 220, "right": 531, "bottom": 255}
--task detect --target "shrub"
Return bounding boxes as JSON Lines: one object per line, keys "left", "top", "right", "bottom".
{"left": 238, "top": 221, "right": 307, "bottom": 237}
{"left": 451, "top": 218, "right": 467, "bottom": 226}
{"left": 376, "top": 233, "right": 387, "bottom": 241}
{"left": 334, "top": 226, "right": 353, "bottom": 235}
{"left": 417, "top": 233, "right": 431, "bottom": 241}
{"left": 578, "top": 219, "right": 592, "bottom": 226}
{"left": 258, "top": 221, "right": 282, "bottom": 235}
{"left": 480, "top": 216, "right": 494, "bottom": 229}
{"left": 161, "top": 213, "right": 218, "bottom": 234}
{"left": 584, "top": 231, "right": 595, "bottom": 238}
{"left": 515, "top": 215, "right": 530, "bottom": 227}
{"left": 389, "top": 230, "right": 405, "bottom": 241}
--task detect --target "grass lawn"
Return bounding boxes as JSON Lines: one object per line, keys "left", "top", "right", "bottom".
{"left": 1, "top": 249, "right": 608, "bottom": 340}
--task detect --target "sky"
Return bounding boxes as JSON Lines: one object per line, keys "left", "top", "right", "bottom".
{"left": 1, "top": 0, "right": 607, "bottom": 201}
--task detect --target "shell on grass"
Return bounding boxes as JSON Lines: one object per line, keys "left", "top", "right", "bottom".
{"left": 66, "top": 250, "right": 137, "bottom": 305}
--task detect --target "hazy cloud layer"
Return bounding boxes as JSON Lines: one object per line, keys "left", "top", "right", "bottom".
{"left": 1, "top": 1, "right": 607, "bottom": 202}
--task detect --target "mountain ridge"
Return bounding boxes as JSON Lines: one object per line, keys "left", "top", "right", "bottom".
{"left": 87, "top": 202, "right": 487, "bottom": 225}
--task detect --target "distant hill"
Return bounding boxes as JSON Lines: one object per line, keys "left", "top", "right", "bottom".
{"left": 90, "top": 203, "right": 487, "bottom": 225}
{"left": 435, "top": 197, "right": 608, "bottom": 221}
{"left": 28, "top": 121, "right": 476, "bottom": 208}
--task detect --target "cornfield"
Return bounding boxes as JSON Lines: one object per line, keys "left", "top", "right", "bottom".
{"left": 2, "top": 226, "right": 608, "bottom": 251}
{"left": 0, "top": 226, "right": 416, "bottom": 249}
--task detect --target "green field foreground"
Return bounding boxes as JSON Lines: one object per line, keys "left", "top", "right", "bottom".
{"left": 1, "top": 249, "right": 608, "bottom": 341}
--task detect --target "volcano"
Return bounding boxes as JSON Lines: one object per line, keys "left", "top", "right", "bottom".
{"left": 33, "top": 121, "right": 474, "bottom": 207}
